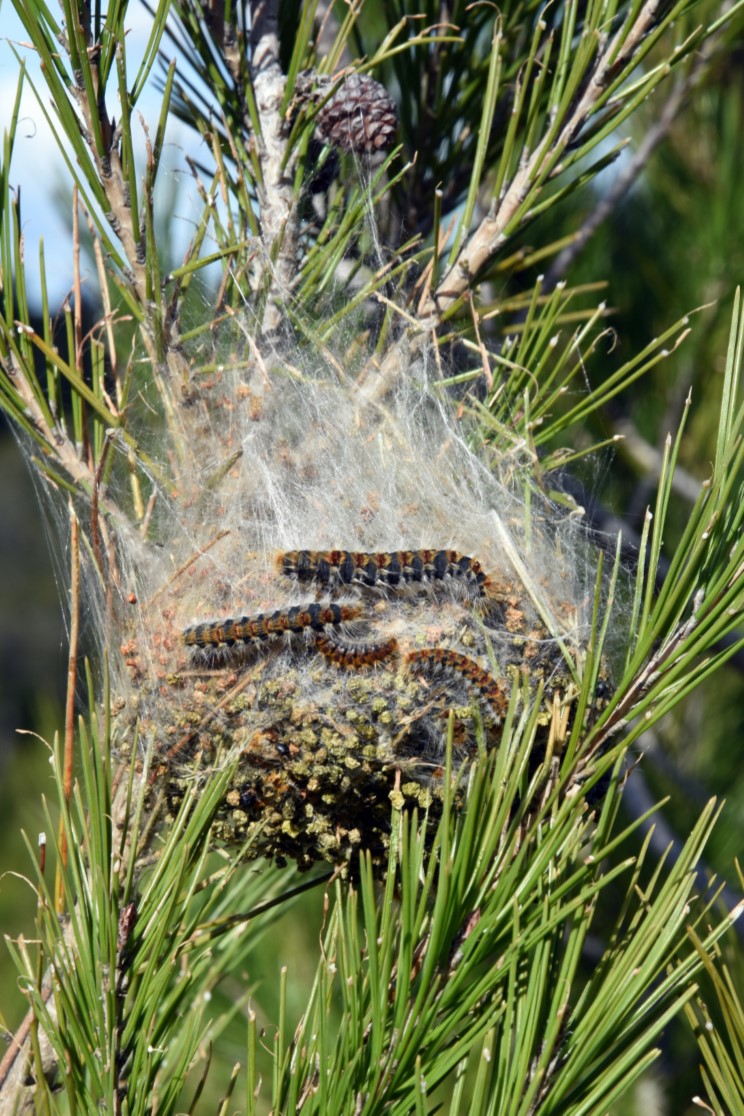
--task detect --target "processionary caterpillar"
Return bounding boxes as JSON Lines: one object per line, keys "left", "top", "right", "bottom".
{"left": 405, "top": 648, "right": 508, "bottom": 719}
{"left": 183, "top": 602, "right": 362, "bottom": 649}
{"left": 277, "top": 548, "right": 494, "bottom": 597}
{"left": 315, "top": 631, "right": 399, "bottom": 668}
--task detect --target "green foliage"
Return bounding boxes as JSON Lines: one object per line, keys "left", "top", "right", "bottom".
{"left": 5, "top": 672, "right": 317, "bottom": 1113}
{"left": 684, "top": 882, "right": 744, "bottom": 1116}
{"left": 4, "top": 691, "right": 739, "bottom": 1114}
{"left": 1, "top": 0, "right": 743, "bottom": 1112}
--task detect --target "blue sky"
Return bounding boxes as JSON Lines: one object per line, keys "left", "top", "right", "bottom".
{"left": 1, "top": 3, "right": 203, "bottom": 308}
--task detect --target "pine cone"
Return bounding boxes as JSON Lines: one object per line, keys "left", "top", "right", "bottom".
{"left": 293, "top": 71, "right": 398, "bottom": 160}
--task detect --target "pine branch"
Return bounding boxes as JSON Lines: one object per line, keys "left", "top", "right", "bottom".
{"left": 427, "top": 0, "right": 692, "bottom": 319}
{"left": 1, "top": 0, "right": 744, "bottom": 1112}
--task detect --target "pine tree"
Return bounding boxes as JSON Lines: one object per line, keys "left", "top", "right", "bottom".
{"left": 1, "top": 1, "right": 744, "bottom": 1112}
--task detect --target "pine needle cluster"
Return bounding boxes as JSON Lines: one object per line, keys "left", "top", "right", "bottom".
{"left": 1, "top": 1, "right": 744, "bottom": 1112}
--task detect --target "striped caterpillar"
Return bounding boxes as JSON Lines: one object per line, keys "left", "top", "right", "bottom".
{"left": 277, "top": 548, "right": 493, "bottom": 598}
{"left": 315, "top": 631, "right": 399, "bottom": 668}
{"left": 183, "top": 602, "right": 362, "bottom": 649}
{"left": 405, "top": 648, "right": 508, "bottom": 719}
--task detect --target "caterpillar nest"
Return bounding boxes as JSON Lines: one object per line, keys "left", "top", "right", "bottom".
{"left": 114, "top": 339, "right": 609, "bottom": 874}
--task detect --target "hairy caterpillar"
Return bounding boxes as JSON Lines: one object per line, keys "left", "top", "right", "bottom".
{"left": 277, "top": 548, "right": 494, "bottom": 597}
{"left": 183, "top": 602, "right": 363, "bottom": 648}
{"left": 405, "top": 648, "right": 508, "bottom": 719}
{"left": 314, "top": 631, "right": 399, "bottom": 668}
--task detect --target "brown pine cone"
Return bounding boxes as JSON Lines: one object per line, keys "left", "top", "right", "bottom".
{"left": 293, "top": 71, "right": 398, "bottom": 159}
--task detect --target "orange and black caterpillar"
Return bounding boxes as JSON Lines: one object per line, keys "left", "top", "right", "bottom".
{"left": 315, "top": 631, "right": 399, "bottom": 669}
{"left": 405, "top": 648, "right": 508, "bottom": 719}
{"left": 277, "top": 549, "right": 493, "bottom": 597}
{"left": 183, "top": 602, "right": 362, "bottom": 649}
